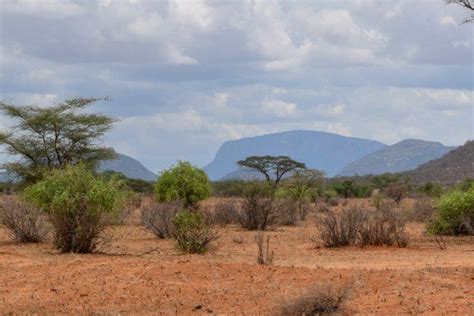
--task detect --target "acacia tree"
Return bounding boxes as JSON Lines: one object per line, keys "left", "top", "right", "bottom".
{"left": 237, "top": 155, "right": 306, "bottom": 189}
{"left": 0, "top": 98, "right": 116, "bottom": 183}
{"left": 447, "top": 0, "right": 474, "bottom": 23}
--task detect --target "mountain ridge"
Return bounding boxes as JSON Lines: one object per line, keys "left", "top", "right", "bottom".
{"left": 204, "top": 130, "right": 387, "bottom": 180}
{"left": 338, "top": 139, "right": 455, "bottom": 176}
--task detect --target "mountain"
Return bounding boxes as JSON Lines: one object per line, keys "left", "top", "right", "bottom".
{"left": 98, "top": 153, "right": 156, "bottom": 181}
{"left": 204, "top": 130, "right": 386, "bottom": 180}
{"left": 406, "top": 140, "right": 474, "bottom": 185}
{"left": 338, "top": 139, "right": 455, "bottom": 176}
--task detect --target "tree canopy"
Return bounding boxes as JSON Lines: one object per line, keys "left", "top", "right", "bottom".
{"left": 155, "top": 161, "right": 212, "bottom": 207}
{"left": 0, "top": 98, "right": 116, "bottom": 183}
{"left": 237, "top": 155, "right": 306, "bottom": 188}
{"left": 447, "top": 0, "right": 474, "bottom": 23}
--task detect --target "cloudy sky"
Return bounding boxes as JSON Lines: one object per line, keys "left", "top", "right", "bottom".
{"left": 0, "top": 0, "right": 473, "bottom": 173}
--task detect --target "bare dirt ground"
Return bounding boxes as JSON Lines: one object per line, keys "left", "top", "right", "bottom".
{"left": 0, "top": 198, "right": 473, "bottom": 315}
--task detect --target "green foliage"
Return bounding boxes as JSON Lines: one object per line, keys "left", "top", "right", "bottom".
{"left": 237, "top": 155, "right": 306, "bottom": 188}
{"left": 458, "top": 178, "right": 474, "bottom": 192}
{"left": 155, "top": 161, "right": 211, "bottom": 208}
{"left": 322, "top": 189, "right": 338, "bottom": 202}
{"left": 327, "top": 180, "right": 373, "bottom": 199}
{"left": 428, "top": 187, "right": 474, "bottom": 235}
{"left": 102, "top": 170, "right": 154, "bottom": 194}
{"left": 211, "top": 179, "right": 257, "bottom": 197}
{"left": 370, "top": 174, "right": 400, "bottom": 190}
{"left": 418, "top": 182, "right": 444, "bottom": 197}
{"left": 23, "top": 165, "right": 125, "bottom": 253}
{"left": 172, "top": 211, "right": 218, "bottom": 254}
{"left": 0, "top": 98, "right": 116, "bottom": 183}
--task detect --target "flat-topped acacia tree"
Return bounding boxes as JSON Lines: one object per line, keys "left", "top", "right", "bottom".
{"left": 0, "top": 98, "right": 116, "bottom": 183}
{"left": 237, "top": 155, "right": 306, "bottom": 189}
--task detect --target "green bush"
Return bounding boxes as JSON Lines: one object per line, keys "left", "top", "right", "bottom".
{"left": 418, "top": 182, "right": 444, "bottom": 198}
{"left": 23, "top": 165, "right": 125, "bottom": 253}
{"left": 155, "top": 161, "right": 211, "bottom": 208}
{"left": 172, "top": 211, "right": 218, "bottom": 254}
{"left": 428, "top": 188, "right": 474, "bottom": 235}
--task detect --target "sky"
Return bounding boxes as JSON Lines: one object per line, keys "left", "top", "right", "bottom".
{"left": 0, "top": 0, "right": 473, "bottom": 173}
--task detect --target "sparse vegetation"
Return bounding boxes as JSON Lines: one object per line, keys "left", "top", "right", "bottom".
{"left": 210, "top": 198, "right": 240, "bottom": 227}
{"left": 155, "top": 161, "right": 211, "bottom": 208}
{"left": 279, "top": 282, "right": 350, "bottom": 316}
{"left": 141, "top": 200, "right": 184, "bottom": 239}
{"left": 23, "top": 165, "right": 125, "bottom": 253}
{"left": 238, "top": 182, "right": 277, "bottom": 230}
{"left": 316, "top": 207, "right": 365, "bottom": 247}
{"left": 0, "top": 197, "right": 48, "bottom": 243}
{"left": 172, "top": 211, "right": 218, "bottom": 254}
{"left": 410, "top": 198, "right": 435, "bottom": 222}
{"left": 255, "top": 231, "right": 273, "bottom": 265}
{"left": 384, "top": 182, "right": 408, "bottom": 204}
{"left": 358, "top": 201, "right": 409, "bottom": 247}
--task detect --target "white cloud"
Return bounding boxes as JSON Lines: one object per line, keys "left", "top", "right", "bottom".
{"left": 261, "top": 99, "right": 297, "bottom": 118}
{"left": 440, "top": 15, "right": 457, "bottom": 27}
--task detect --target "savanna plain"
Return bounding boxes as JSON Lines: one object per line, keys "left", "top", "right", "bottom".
{"left": 1, "top": 197, "right": 472, "bottom": 315}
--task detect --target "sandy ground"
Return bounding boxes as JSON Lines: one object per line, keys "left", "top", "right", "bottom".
{"left": 0, "top": 198, "right": 473, "bottom": 315}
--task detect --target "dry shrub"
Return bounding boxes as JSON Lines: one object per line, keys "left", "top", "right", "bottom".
{"left": 119, "top": 193, "right": 142, "bottom": 225}
{"left": 275, "top": 198, "right": 300, "bottom": 226}
{"left": 315, "top": 208, "right": 365, "bottom": 247}
{"left": 384, "top": 183, "right": 407, "bottom": 204}
{"left": 358, "top": 202, "right": 409, "bottom": 247}
{"left": 280, "top": 282, "right": 351, "bottom": 316}
{"left": 238, "top": 185, "right": 277, "bottom": 230}
{"left": 410, "top": 198, "right": 435, "bottom": 222}
{"left": 0, "top": 197, "right": 48, "bottom": 243}
{"left": 141, "top": 200, "right": 183, "bottom": 239}
{"left": 255, "top": 231, "right": 273, "bottom": 265}
{"left": 318, "top": 203, "right": 330, "bottom": 213}
{"left": 211, "top": 198, "right": 240, "bottom": 227}
{"left": 173, "top": 211, "right": 218, "bottom": 254}
{"left": 327, "top": 198, "right": 339, "bottom": 207}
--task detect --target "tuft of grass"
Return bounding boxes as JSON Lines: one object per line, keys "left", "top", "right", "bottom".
{"left": 279, "top": 282, "right": 351, "bottom": 316}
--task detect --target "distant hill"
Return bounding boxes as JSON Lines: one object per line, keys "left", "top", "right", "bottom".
{"left": 204, "top": 130, "right": 386, "bottom": 180}
{"left": 98, "top": 153, "right": 157, "bottom": 181}
{"left": 406, "top": 141, "right": 474, "bottom": 185}
{"left": 339, "top": 139, "right": 455, "bottom": 176}
{"left": 0, "top": 153, "right": 156, "bottom": 182}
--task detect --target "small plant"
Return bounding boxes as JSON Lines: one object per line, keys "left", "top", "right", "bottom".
{"left": 279, "top": 282, "right": 350, "bottom": 316}
{"left": 428, "top": 187, "right": 474, "bottom": 235}
{"left": 238, "top": 182, "right": 277, "bottom": 230}
{"left": 0, "top": 197, "right": 48, "bottom": 243}
{"left": 23, "top": 165, "right": 125, "bottom": 253}
{"left": 173, "top": 211, "right": 218, "bottom": 254}
{"left": 315, "top": 208, "right": 365, "bottom": 247}
{"left": 358, "top": 202, "right": 409, "bottom": 247}
{"left": 327, "top": 197, "right": 339, "bottom": 207}
{"left": 141, "top": 200, "right": 183, "bottom": 239}
{"left": 155, "top": 161, "right": 211, "bottom": 208}
{"left": 255, "top": 231, "right": 273, "bottom": 265}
